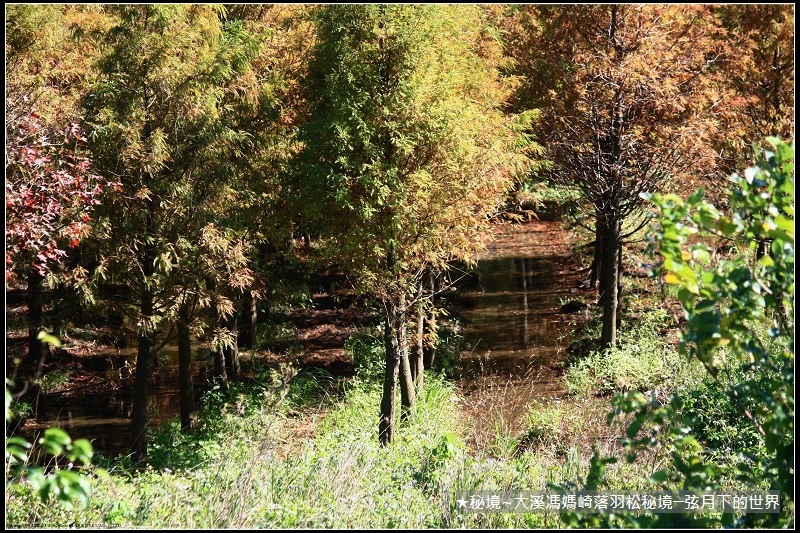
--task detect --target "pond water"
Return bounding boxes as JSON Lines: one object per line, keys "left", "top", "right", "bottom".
{"left": 19, "top": 345, "right": 206, "bottom": 460}
{"left": 456, "top": 221, "right": 582, "bottom": 447}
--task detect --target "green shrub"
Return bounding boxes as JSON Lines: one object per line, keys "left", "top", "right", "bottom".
{"left": 564, "top": 308, "right": 701, "bottom": 396}
{"left": 523, "top": 400, "right": 589, "bottom": 455}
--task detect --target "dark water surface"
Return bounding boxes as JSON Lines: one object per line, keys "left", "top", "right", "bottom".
{"left": 20, "top": 345, "right": 204, "bottom": 459}
{"left": 456, "top": 221, "right": 582, "bottom": 446}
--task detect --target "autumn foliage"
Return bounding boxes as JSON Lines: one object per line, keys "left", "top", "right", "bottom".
{"left": 5, "top": 113, "right": 117, "bottom": 283}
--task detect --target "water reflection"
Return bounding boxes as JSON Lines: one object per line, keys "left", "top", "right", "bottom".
{"left": 460, "top": 256, "right": 570, "bottom": 376}
{"left": 21, "top": 346, "right": 204, "bottom": 459}
{"left": 456, "top": 222, "right": 580, "bottom": 448}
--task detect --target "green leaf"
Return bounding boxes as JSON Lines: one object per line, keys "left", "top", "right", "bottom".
{"left": 774, "top": 215, "right": 794, "bottom": 236}
{"left": 6, "top": 436, "right": 32, "bottom": 449}
{"left": 691, "top": 247, "right": 711, "bottom": 264}
{"left": 627, "top": 416, "right": 644, "bottom": 439}
{"left": 40, "top": 427, "right": 71, "bottom": 455}
{"left": 649, "top": 470, "right": 669, "bottom": 484}
{"left": 758, "top": 255, "right": 775, "bottom": 267}
{"left": 687, "top": 189, "right": 705, "bottom": 204}
{"left": 68, "top": 439, "right": 94, "bottom": 464}
{"left": 36, "top": 331, "right": 62, "bottom": 348}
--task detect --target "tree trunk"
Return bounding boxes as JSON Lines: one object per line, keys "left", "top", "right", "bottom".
{"left": 237, "top": 291, "right": 257, "bottom": 352}
{"left": 379, "top": 297, "right": 401, "bottom": 446}
{"left": 212, "top": 294, "right": 229, "bottom": 392}
{"left": 616, "top": 243, "right": 623, "bottom": 331}
{"left": 224, "top": 303, "right": 240, "bottom": 381}
{"left": 213, "top": 344, "right": 229, "bottom": 391}
{"left": 412, "top": 279, "right": 425, "bottom": 391}
{"left": 208, "top": 277, "right": 233, "bottom": 390}
{"left": 590, "top": 223, "right": 604, "bottom": 290}
{"left": 396, "top": 293, "right": 415, "bottom": 420}
{"left": 27, "top": 270, "right": 44, "bottom": 364}
{"left": 423, "top": 272, "right": 438, "bottom": 369}
{"left": 249, "top": 292, "right": 257, "bottom": 351}
{"left": 600, "top": 218, "right": 620, "bottom": 350}
{"left": 132, "top": 326, "right": 150, "bottom": 462}
{"left": 131, "top": 198, "right": 155, "bottom": 462}
{"left": 177, "top": 305, "right": 197, "bottom": 431}
{"left": 596, "top": 218, "right": 607, "bottom": 302}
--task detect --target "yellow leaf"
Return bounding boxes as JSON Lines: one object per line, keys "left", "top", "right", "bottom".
{"left": 681, "top": 250, "right": 691, "bottom": 261}
{"left": 664, "top": 273, "right": 680, "bottom": 284}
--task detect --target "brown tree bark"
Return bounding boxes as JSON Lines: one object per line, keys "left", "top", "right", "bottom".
{"left": 589, "top": 220, "right": 604, "bottom": 290}
{"left": 423, "top": 272, "right": 438, "bottom": 369}
{"left": 600, "top": 217, "right": 620, "bottom": 350}
{"left": 177, "top": 305, "right": 197, "bottom": 431}
{"left": 131, "top": 204, "right": 155, "bottom": 461}
{"left": 379, "top": 295, "right": 402, "bottom": 446}
{"left": 27, "top": 270, "right": 44, "bottom": 364}
{"left": 396, "top": 293, "right": 415, "bottom": 421}
{"left": 412, "top": 278, "right": 425, "bottom": 390}
{"left": 213, "top": 345, "right": 229, "bottom": 392}
{"left": 237, "top": 291, "right": 258, "bottom": 352}
{"left": 616, "top": 243, "right": 623, "bottom": 331}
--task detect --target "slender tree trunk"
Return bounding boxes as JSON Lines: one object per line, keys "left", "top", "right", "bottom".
{"left": 213, "top": 309, "right": 231, "bottom": 392}
{"left": 396, "top": 293, "right": 415, "bottom": 420}
{"left": 208, "top": 276, "right": 230, "bottom": 391}
{"left": 379, "top": 297, "right": 401, "bottom": 446}
{"left": 177, "top": 305, "right": 197, "bottom": 431}
{"left": 224, "top": 301, "right": 240, "bottom": 381}
{"left": 616, "top": 243, "right": 623, "bottom": 331}
{"left": 27, "top": 270, "right": 44, "bottom": 363}
{"left": 600, "top": 218, "right": 620, "bottom": 350}
{"left": 132, "top": 324, "right": 151, "bottom": 462}
{"left": 423, "top": 272, "right": 438, "bottom": 369}
{"left": 595, "top": 217, "right": 607, "bottom": 299}
{"left": 249, "top": 292, "right": 257, "bottom": 351}
{"left": 237, "top": 291, "right": 257, "bottom": 351}
{"left": 212, "top": 300, "right": 229, "bottom": 391}
{"left": 131, "top": 271, "right": 153, "bottom": 460}
{"left": 412, "top": 279, "right": 425, "bottom": 391}
{"left": 213, "top": 344, "right": 229, "bottom": 391}
{"left": 590, "top": 223, "right": 604, "bottom": 290}
{"left": 131, "top": 70, "right": 157, "bottom": 463}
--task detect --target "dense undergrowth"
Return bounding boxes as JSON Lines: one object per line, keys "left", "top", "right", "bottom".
{"left": 6, "top": 249, "right": 793, "bottom": 528}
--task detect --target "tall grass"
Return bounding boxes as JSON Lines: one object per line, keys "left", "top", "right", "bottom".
{"left": 564, "top": 308, "right": 704, "bottom": 398}
{"left": 7, "top": 366, "right": 658, "bottom": 529}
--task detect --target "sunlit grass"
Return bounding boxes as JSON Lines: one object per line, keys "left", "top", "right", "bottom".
{"left": 6, "top": 370, "right": 650, "bottom": 528}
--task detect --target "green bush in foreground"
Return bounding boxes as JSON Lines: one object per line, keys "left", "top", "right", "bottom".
{"left": 6, "top": 334, "right": 95, "bottom": 512}
{"left": 556, "top": 138, "right": 794, "bottom": 528}
{"left": 564, "top": 308, "right": 702, "bottom": 397}
{"left": 8, "top": 369, "right": 637, "bottom": 529}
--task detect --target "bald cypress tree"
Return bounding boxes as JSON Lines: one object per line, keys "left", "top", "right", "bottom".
{"left": 299, "top": 5, "right": 535, "bottom": 444}
{"left": 84, "top": 5, "right": 262, "bottom": 459}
